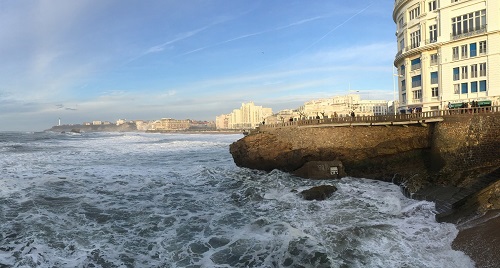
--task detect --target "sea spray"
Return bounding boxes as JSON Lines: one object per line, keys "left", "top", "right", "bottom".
{"left": 0, "top": 132, "right": 474, "bottom": 267}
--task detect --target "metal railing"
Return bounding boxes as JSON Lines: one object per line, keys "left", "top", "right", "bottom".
{"left": 451, "top": 25, "right": 487, "bottom": 41}
{"left": 259, "top": 106, "right": 500, "bottom": 130}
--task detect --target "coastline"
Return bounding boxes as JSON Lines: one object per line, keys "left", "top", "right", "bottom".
{"left": 452, "top": 210, "right": 500, "bottom": 268}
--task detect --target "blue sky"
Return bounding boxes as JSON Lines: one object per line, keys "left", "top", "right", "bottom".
{"left": 0, "top": 0, "right": 396, "bottom": 131}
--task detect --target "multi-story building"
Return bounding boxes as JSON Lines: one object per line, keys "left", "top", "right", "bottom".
{"left": 296, "top": 94, "right": 389, "bottom": 118}
{"left": 393, "top": 0, "right": 499, "bottom": 113}
{"left": 216, "top": 102, "right": 273, "bottom": 130}
{"left": 150, "top": 118, "right": 190, "bottom": 131}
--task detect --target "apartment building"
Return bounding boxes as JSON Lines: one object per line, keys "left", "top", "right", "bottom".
{"left": 215, "top": 102, "right": 273, "bottom": 130}
{"left": 151, "top": 118, "right": 190, "bottom": 131}
{"left": 296, "top": 95, "right": 389, "bottom": 118}
{"left": 393, "top": 0, "right": 499, "bottom": 113}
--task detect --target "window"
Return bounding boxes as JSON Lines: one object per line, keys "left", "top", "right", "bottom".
{"left": 429, "top": 1, "right": 437, "bottom": 12}
{"left": 410, "top": 30, "right": 421, "bottom": 49}
{"left": 413, "top": 90, "right": 422, "bottom": 100}
{"left": 399, "top": 38, "right": 405, "bottom": 51}
{"left": 461, "top": 66, "right": 468, "bottom": 79}
{"left": 432, "top": 87, "right": 439, "bottom": 97}
{"left": 453, "top": 67, "right": 459, "bottom": 81}
{"left": 400, "top": 64, "right": 405, "bottom": 76}
{"left": 398, "top": 16, "right": 405, "bottom": 29}
{"left": 470, "top": 43, "right": 477, "bottom": 57}
{"left": 471, "top": 64, "right": 478, "bottom": 78}
{"left": 452, "top": 9, "right": 486, "bottom": 37}
{"left": 461, "top": 45, "right": 468, "bottom": 59}
{"left": 412, "top": 75, "right": 422, "bottom": 88}
{"left": 411, "top": 58, "right": 421, "bottom": 71}
{"left": 479, "top": 41, "right": 487, "bottom": 54}
{"left": 480, "top": 63, "right": 486, "bottom": 76}
{"left": 409, "top": 6, "right": 421, "bottom": 20}
{"left": 429, "top": 24, "right": 437, "bottom": 43}
{"left": 430, "top": 53, "right": 438, "bottom": 65}
{"left": 452, "top": 47, "right": 459, "bottom": 60}
{"left": 461, "top": 83, "right": 468, "bottom": 94}
{"left": 479, "top": 80, "right": 486, "bottom": 92}
{"left": 431, "top": 72, "right": 438, "bottom": 84}
{"left": 454, "top": 84, "right": 460, "bottom": 94}
{"left": 401, "top": 80, "right": 406, "bottom": 91}
{"left": 402, "top": 93, "right": 407, "bottom": 103}
{"left": 471, "top": 81, "right": 478, "bottom": 93}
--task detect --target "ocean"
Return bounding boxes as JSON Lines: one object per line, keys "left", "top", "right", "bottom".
{"left": 0, "top": 132, "right": 474, "bottom": 268}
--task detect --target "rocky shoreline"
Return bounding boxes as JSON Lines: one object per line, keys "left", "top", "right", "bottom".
{"left": 229, "top": 113, "right": 499, "bottom": 266}
{"left": 452, "top": 210, "right": 500, "bottom": 268}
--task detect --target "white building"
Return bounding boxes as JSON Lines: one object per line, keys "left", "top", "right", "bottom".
{"left": 296, "top": 94, "right": 389, "bottom": 118}
{"left": 216, "top": 102, "right": 273, "bottom": 130}
{"left": 393, "top": 0, "right": 500, "bottom": 113}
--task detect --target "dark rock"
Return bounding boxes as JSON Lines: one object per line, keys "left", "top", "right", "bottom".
{"left": 230, "top": 114, "right": 500, "bottom": 222}
{"left": 300, "top": 185, "right": 337, "bottom": 201}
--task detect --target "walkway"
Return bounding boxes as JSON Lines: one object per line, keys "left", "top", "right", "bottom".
{"left": 260, "top": 106, "right": 500, "bottom": 130}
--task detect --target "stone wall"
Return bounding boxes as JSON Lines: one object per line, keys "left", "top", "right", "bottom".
{"left": 230, "top": 113, "right": 500, "bottom": 222}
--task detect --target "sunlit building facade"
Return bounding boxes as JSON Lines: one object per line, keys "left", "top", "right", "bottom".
{"left": 151, "top": 118, "right": 190, "bottom": 131}
{"left": 393, "top": 0, "right": 500, "bottom": 113}
{"left": 295, "top": 94, "right": 389, "bottom": 118}
{"left": 216, "top": 102, "right": 273, "bottom": 130}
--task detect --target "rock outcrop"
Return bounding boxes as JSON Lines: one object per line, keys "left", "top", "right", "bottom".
{"left": 230, "top": 113, "right": 500, "bottom": 223}
{"left": 299, "top": 185, "right": 338, "bottom": 201}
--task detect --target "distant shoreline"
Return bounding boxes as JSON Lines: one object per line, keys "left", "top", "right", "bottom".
{"left": 46, "top": 124, "right": 245, "bottom": 135}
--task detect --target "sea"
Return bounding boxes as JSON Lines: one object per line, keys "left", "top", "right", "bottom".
{"left": 0, "top": 131, "right": 475, "bottom": 268}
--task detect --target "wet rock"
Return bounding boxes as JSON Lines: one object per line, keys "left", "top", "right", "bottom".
{"left": 300, "top": 185, "right": 337, "bottom": 201}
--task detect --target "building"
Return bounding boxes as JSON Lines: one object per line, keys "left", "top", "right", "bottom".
{"left": 215, "top": 114, "right": 231, "bottom": 130}
{"left": 296, "top": 94, "right": 389, "bottom": 118}
{"left": 393, "top": 0, "right": 500, "bottom": 113}
{"left": 150, "top": 118, "right": 190, "bottom": 131}
{"left": 357, "top": 100, "right": 390, "bottom": 116}
{"left": 216, "top": 102, "right": 273, "bottom": 130}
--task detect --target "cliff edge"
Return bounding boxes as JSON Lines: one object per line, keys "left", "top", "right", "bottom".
{"left": 229, "top": 113, "right": 500, "bottom": 223}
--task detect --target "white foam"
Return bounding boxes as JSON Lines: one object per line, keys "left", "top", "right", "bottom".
{"left": 0, "top": 132, "right": 474, "bottom": 267}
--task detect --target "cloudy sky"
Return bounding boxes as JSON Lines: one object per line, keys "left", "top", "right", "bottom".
{"left": 0, "top": 0, "right": 397, "bottom": 131}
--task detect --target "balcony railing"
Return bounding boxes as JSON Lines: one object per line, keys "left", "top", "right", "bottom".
{"left": 425, "top": 39, "right": 437, "bottom": 45}
{"left": 411, "top": 63, "right": 421, "bottom": 71}
{"left": 451, "top": 25, "right": 487, "bottom": 40}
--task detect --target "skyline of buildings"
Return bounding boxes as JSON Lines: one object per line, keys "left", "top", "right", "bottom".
{"left": 216, "top": 94, "right": 391, "bottom": 130}
{"left": 393, "top": 0, "right": 499, "bottom": 113}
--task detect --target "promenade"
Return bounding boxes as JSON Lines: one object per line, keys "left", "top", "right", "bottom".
{"left": 260, "top": 106, "right": 500, "bottom": 130}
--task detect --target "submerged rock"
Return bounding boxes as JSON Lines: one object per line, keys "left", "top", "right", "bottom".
{"left": 300, "top": 185, "right": 337, "bottom": 201}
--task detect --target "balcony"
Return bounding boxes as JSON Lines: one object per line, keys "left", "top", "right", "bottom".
{"left": 451, "top": 25, "right": 487, "bottom": 41}
{"left": 425, "top": 39, "right": 437, "bottom": 45}
{"left": 411, "top": 63, "right": 421, "bottom": 71}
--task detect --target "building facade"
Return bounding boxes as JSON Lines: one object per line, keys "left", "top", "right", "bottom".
{"left": 150, "top": 118, "right": 190, "bottom": 131}
{"left": 295, "top": 94, "right": 389, "bottom": 119}
{"left": 393, "top": 0, "right": 500, "bottom": 113}
{"left": 215, "top": 102, "right": 273, "bottom": 130}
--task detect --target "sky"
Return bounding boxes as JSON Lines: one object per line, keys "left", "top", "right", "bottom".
{"left": 0, "top": 0, "right": 397, "bottom": 131}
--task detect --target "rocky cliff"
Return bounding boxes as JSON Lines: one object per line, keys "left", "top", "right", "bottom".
{"left": 230, "top": 113, "right": 500, "bottom": 223}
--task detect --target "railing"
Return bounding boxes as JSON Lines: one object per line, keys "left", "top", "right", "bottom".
{"left": 259, "top": 106, "right": 500, "bottom": 130}
{"left": 411, "top": 63, "right": 421, "bottom": 71}
{"left": 451, "top": 25, "right": 487, "bottom": 41}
